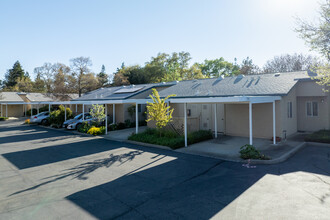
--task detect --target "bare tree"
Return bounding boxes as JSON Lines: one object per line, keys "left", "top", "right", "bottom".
{"left": 70, "top": 57, "right": 92, "bottom": 97}
{"left": 263, "top": 53, "right": 320, "bottom": 73}
{"left": 34, "top": 63, "right": 54, "bottom": 93}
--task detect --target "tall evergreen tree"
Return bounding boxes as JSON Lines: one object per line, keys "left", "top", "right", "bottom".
{"left": 4, "top": 61, "right": 25, "bottom": 88}
{"left": 97, "top": 64, "right": 109, "bottom": 87}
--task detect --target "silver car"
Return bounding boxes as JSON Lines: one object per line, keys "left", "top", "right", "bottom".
{"left": 30, "top": 112, "right": 50, "bottom": 125}
{"left": 66, "top": 114, "right": 94, "bottom": 130}
{"left": 63, "top": 113, "right": 91, "bottom": 128}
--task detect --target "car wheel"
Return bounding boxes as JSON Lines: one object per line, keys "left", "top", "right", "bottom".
{"left": 41, "top": 119, "right": 48, "bottom": 126}
{"left": 76, "top": 123, "right": 82, "bottom": 131}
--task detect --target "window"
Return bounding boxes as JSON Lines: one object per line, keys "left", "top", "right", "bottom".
{"left": 287, "top": 102, "right": 292, "bottom": 118}
{"left": 306, "top": 101, "right": 318, "bottom": 117}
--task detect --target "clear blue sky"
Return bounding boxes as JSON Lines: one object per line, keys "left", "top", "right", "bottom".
{"left": 0, "top": 0, "right": 320, "bottom": 79}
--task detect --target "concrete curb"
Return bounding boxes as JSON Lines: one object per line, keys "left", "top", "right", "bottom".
{"left": 124, "top": 140, "right": 172, "bottom": 151}
{"left": 29, "top": 124, "right": 308, "bottom": 165}
{"left": 248, "top": 142, "right": 307, "bottom": 164}
{"left": 305, "top": 142, "right": 330, "bottom": 147}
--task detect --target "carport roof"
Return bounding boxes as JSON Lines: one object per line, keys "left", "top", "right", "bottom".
{"left": 158, "top": 71, "right": 311, "bottom": 99}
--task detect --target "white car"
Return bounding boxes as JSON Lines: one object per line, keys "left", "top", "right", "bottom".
{"left": 66, "top": 115, "right": 94, "bottom": 130}
{"left": 30, "top": 112, "right": 50, "bottom": 125}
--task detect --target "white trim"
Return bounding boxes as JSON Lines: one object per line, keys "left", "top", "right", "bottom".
{"left": 306, "top": 101, "right": 318, "bottom": 117}
{"left": 184, "top": 103, "right": 187, "bottom": 147}
{"left": 249, "top": 102, "right": 253, "bottom": 145}
{"left": 169, "top": 96, "right": 281, "bottom": 104}
{"left": 136, "top": 103, "right": 139, "bottom": 134}
{"left": 273, "top": 101, "right": 276, "bottom": 145}
{"left": 214, "top": 104, "right": 217, "bottom": 138}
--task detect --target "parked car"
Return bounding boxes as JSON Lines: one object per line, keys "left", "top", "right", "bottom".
{"left": 63, "top": 113, "right": 91, "bottom": 128}
{"left": 67, "top": 115, "right": 110, "bottom": 130}
{"left": 30, "top": 112, "right": 50, "bottom": 125}
{"left": 66, "top": 114, "right": 94, "bottom": 130}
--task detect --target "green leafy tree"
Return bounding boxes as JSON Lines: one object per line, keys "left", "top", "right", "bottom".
{"left": 49, "top": 105, "right": 73, "bottom": 127}
{"left": 89, "top": 104, "right": 105, "bottom": 125}
{"left": 239, "top": 57, "right": 260, "bottom": 75}
{"left": 199, "top": 58, "right": 240, "bottom": 77}
{"left": 146, "top": 89, "right": 176, "bottom": 135}
{"left": 34, "top": 73, "right": 46, "bottom": 92}
{"left": 4, "top": 61, "right": 25, "bottom": 88}
{"left": 295, "top": 0, "right": 330, "bottom": 89}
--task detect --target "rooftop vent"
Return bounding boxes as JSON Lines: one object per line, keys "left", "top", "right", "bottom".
{"left": 274, "top": 73, "right": 281, "bottom": 77}
{"left": 162, "top": 82, "right": 166, "bottom": 84}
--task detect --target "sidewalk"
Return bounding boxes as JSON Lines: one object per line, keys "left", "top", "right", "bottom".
{"left": 103, "top": 126, "right": 147, "bottom": 141}
{"left": 175, "top": 135, "right": 306, "bottom": 164}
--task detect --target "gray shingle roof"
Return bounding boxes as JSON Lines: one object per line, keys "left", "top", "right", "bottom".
{"left": 0, "top": 92, "right": 24, "bottom": 102}
{"left": 158, "top": 71, "right": 311, "bottom": 98}
{"left": 74, "top": 82, "right": 176, "bottom": 101}
{"left": 26, "top": 93, "right": 54, "bottom": 102}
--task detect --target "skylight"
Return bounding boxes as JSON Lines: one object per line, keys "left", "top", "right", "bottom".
{"left": 113, "top": 86, "right": 145, "bottom": 94}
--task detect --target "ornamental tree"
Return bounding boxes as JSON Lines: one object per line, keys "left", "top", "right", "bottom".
{"left": 146, "top": 88, "right": 176, "bottom": 132}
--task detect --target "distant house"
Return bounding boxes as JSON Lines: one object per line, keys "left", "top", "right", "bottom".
{"left": 0, "top": 92, "right": 78, "bottom": 117}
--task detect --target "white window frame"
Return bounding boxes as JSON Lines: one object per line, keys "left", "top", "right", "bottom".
{"left": 287, "top": 101, "right": 292, "bottom": 118}
{"left": 306, "top": 101, "right": 318, "bottom": 117}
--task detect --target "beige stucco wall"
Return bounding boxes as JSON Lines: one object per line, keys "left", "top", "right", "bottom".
{"left": 225, "top": 102, "right": 281, "bottom": 139}
{"left": 280, "top": 87, "right": 297, "bottom": 137}
{"left": 0, "top": 105, "right": 24, "bottom": 117}
{"left": 295, "top": 81, "right": 330, "bottom": 132}
{"left": 297, "top": 96, "right": 330, "bottom": 131}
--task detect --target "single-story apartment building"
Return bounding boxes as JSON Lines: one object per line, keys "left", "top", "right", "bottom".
{"left": 156, "top": 71, "right": 330, "bottom": 145}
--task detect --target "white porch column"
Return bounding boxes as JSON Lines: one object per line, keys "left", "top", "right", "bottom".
{"left": 64, "top": 105, "right": 67, "bottom": 122}
{"left": 49, "top": 104, "right": 51, "bottom": 112}
{"left": 113, "top": 104, "right": 116, "bottom": 124}
{"left": 249, "top": 102, "right": 253, "bottom": 145}
{"left": 184, "top": 102, "right": 187, "bottom": 147}
{"left": 105, "top": 104, "right": 108, "bottom": 134}
{"left": 136, "top": 103, "right": 139, "bottom": 134}
{"left": 6, "top": 104, "right": 8, "bottom": 118}
{"left": 273, "top": 101, "right": 276, "bottom": 145}
{"left": 214, "top": 104, "right": 218, "bottom": 138}
{"left": 82, "top": 104, "right": 85, "bottom": 121}
{"left": 76, "top": 104, "right": 78, "bottom": 114}
{"left": 1, "top": 104, "right": 2, "bottom": 117}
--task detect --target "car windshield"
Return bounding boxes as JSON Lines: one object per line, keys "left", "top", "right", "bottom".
{"left": 74, "top": 114, "right": 82, "bottom": 119}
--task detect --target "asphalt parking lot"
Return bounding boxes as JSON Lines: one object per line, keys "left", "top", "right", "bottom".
{"left": 0, "top": 121, "right": 329, "bottom": 219}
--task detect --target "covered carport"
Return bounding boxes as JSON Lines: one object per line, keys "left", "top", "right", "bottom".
{"left": 169, "top": 96, "right": 281, "bottom": 147}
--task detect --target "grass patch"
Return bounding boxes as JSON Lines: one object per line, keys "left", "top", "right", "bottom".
{"left": 305, "top": 130, "right": 330, "bottom": 143}
{"left": 0, "top": 117, "right": 9, "bottom": 121}
{"left": 128, "top": 128, "right": 213, "bottom": 150}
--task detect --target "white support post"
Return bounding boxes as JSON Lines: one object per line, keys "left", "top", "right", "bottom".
{"left": 105, "top": 104, "right": 108, "bottom": 134}
{"left": 1, "top": 104, "right": 2, "bottom": 117}
{"left": 82, "top": 104, "right": 85, "bottom": 121}
{"left": 64, "top": 105, "right": 67, "bottom": 122}
{"left": 113, "top": 104, "right": 116, "bottom": 124}
{"left": 214, "top": 104, "right": 218, "bottom": 138}
{"left": 49, "top": 104, "right": 51, "bottom": 112}
{"left": 273, "top": 101, "right": 276, "bottom": 145}
{"left": 249, "top": 102, "right": 253, "bottom": 145}
{"left": 37, "top": 104, "right": 39, "bottom": 114}
{"left": 6, "top": 104, "right": 8, "bottom": 118}
{"left": 136, "top": 103, "right": 139, "bottom": 134}
{"left": 184, "top": 103, "right": 188, "bottom": 147}
{"left": 76, "top": 104, "right": 78, "bottom": 114}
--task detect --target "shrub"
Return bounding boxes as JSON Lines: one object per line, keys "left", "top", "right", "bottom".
{"left": 78, "top": 122, "right": 92, "bottom": 133}
{"left": 108, "top": 123, "right": 117, "bottom": 131}
{"left": 24, "top": 119, "right": 30, "bottom": 124}
{"left": 239, "top": 144, "right": 270, "bottom": 160}
{"left": 117, "top": 122, "right": 126, "bottom": 130}
{"left": 49, "top": 105, "right": 73, "bottom": 127}
{"left": 125, "top": 119, "right": 133, "bottom": 128}
{"left": 0, "top": 117, "right": 9, "bottom": 121}
{"left": 26, "top": 108, "right": 38, "bottom": 116}
{"left": 87, "top": 126, "right": 105, "bottom": 136}
{"left": 128, "top": 128, "right": 213, "bottom": 150}
{"left": 305, "top": 130, "right": 330, "bottom": 143}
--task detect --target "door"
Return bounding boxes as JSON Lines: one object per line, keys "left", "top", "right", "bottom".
{"left": 201, "top": 104, "right": 212, "bottom": 130}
